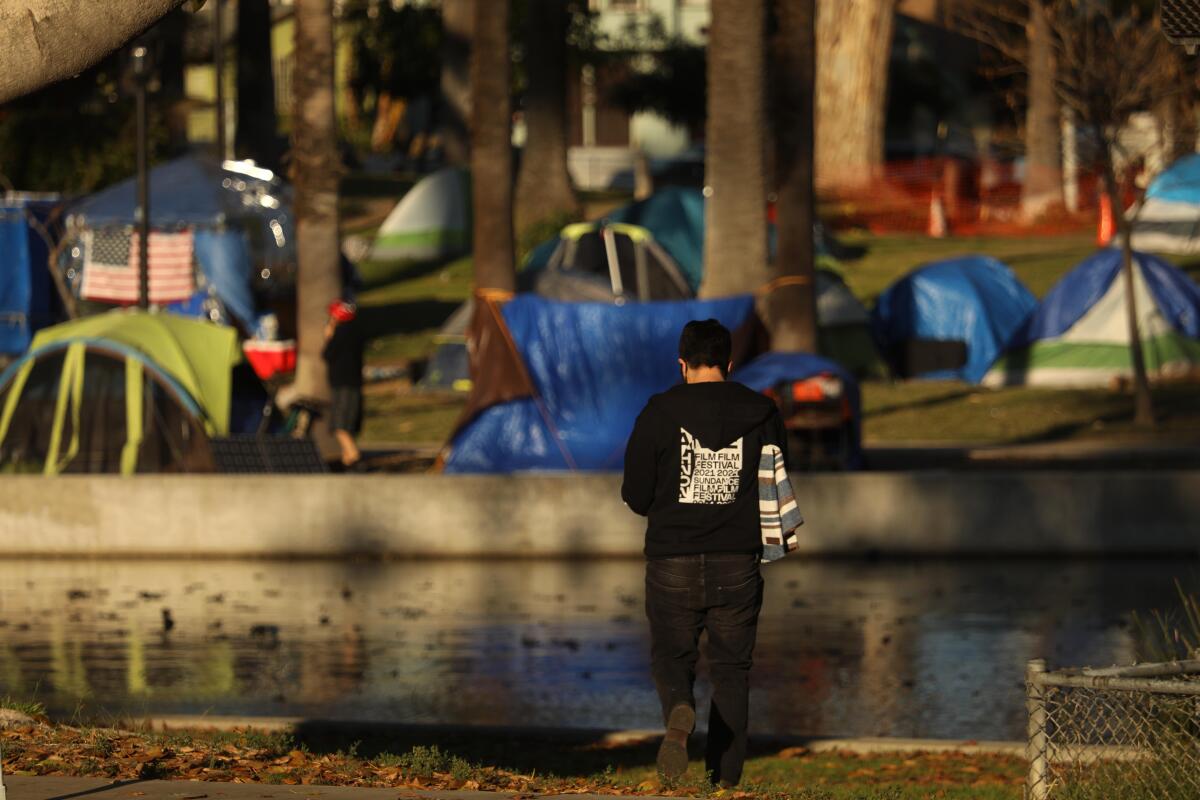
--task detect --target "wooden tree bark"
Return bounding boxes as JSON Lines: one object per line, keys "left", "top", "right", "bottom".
{"left": 0, "top": 0, "right": 183, "bottom": 103}
{"left": 814, "top": 0, "right": 895, "bottom": 189}
{"left": 470, "top": 0, "right": 515, "bottom": 293}
{"left": 700, "top": 0, "right": 769, "bottom": 298}
{"left": 514, "top": 0, "right": 579, "bottom": 233}
{"left": 236, "top": 0, "right": 280, "bottom": 170}
{"left": 1102, "top": 158, "right": 1155, "bottom": 426}
{"left": 291, "top": 0, "right": 342, "bottom": 411}
{"left": 1021, "top": 0, "right": 1062, "bottom": 222}
{"left": 768, "top": 0, "right": 818, "bottom": 352}
{"left": 440, "top": 0, "right": 473, "bottom": 167}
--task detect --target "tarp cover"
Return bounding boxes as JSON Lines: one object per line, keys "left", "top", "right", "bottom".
{"left": 871, "top": 255, "right": 1037, "bottom": 383}
{"left": 0, "top": 201, "right": 59, "bottom": 354}
{"left": 71, "top": 157, "right": 287, "bottom": 226}
{"left": 28, "top": 311, "right": 241, "bottom": 434}
{"left": 66, "top": 156, "right": 293, "bottom": 328}
{"left": 1010, "top": 248, "right": 1200, "bottom": 347}
{"left": 730, "top": 351, "right": 864, "bottom": 468}
{"left": 444, "top": 295, "right": 756, "bottom": 472}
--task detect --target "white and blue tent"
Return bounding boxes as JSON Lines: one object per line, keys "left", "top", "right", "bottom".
{"left": 1131, "top": 154, "right": 1200, "bottom": 254}
{"left": 985, "top": 249, "right": 1200, "bottom": 387}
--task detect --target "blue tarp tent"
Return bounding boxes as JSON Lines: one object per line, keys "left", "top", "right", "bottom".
{"left": 444, "top": 295, "right": 754, "bottom": 472}
{"left": 62, "top": 157, "right": 295, "bottom": 329}
{"left": 443, "top": 295, "right": 862, "bottom": 473}
{"left": 0, "top": 200, "right": 62, "bottom": 355}
{"left": 872, "top": 255, "right": 1037, "bottom": 383}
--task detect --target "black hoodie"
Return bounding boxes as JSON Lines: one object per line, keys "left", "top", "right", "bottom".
{"left": 622, "top": 380, "right": 787, "bottom": 558}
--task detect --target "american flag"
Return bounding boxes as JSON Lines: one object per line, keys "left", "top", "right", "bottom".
{"left": 80, "top": 229, "right": 196, "bottom": 305}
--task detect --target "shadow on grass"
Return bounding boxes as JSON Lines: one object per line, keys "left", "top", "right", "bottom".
{"left": 357, "top": 299, "right": 461, "bottom": 341}
{"left": 357, "top": 252, "right": 468, "bottom": 292}
{"left": 291, "top": 720, "right": 798, "bottom": 776}
{"left": 863, "top": 386, "right": 977, "bottom": 418}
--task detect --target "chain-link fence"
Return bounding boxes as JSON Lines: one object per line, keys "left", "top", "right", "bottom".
{"left": 1025, "top": 657, "right": 1200, "bottom": 800}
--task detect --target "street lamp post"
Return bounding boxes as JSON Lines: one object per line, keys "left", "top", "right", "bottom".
{"left": 132, "top": 45, "right": 151, "bottom": 310}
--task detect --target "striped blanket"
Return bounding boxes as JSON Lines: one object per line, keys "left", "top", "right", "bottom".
{"left": 758, "top": 444, "right": 803, "bottom": 563}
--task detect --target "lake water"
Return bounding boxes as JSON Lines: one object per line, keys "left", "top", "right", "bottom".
{"left": 0, "top": 558, "right": 1192, "bottom": 741}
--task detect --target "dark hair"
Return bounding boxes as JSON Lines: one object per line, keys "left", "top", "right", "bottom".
{"left": 678, "top": 319, "right": 732, "bottom": 375}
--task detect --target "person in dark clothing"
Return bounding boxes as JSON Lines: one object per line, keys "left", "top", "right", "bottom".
{"left": 622, "top": 319, "right": 786, "bottom": 787}
{"left": 322, "top": 300, "right": 365, "bottom": 469}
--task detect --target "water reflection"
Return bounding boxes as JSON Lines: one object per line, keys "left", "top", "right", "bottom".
{"left": 0, "top": 558, "right": 1190, "bottom": 740}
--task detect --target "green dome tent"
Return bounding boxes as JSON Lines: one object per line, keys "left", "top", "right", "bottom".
{"left": 0, "top": 311, "right": 242, "bottom": 474}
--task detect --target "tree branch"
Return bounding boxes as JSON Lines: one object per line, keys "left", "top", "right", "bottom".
{"left": 0, "top": 0, "right": 184, "bottom": 103}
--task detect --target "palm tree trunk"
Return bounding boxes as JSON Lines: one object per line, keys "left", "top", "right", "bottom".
{"left": 768, "top": 0, "right": 818, "bottom": 352}
{"left": 814, "top": 0, "right": 895, "bottom": 189}
{"left": 514, "top": 0, "right": 579, "bottom": 233}
{"left": 1102, "top": 155, "right": 1154, "bottom": 427}
{"left": 700, "top": 0, "right": 769, "bottom": 298}
{"left": 291, "top": 0, "right": 342, "bottom": 410}
{"left": 470, "top": 0, "right": 515, "bottom": 292}
{"left": 1021, "top": 0, "right": 1062, "bottom": 222}
{"left": 440, "top": 0, "right": 473, "bottom": 167}
{"left": 235, "top": 0, "right": 280, "bottom": 170}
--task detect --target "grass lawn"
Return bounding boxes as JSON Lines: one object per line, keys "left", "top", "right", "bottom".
{"left": 861, "top": 381, "right": 1200, "bottom": 445}
{"left": 360, "top": 385, "right": 463, "bottom": 445}
{"left": 354, "top": 254, "right": 474, "bottom": 366}
{"left": 0, "top": 721, "right": 1025, "bottom": 800}
{"left": 345, "top": 227, "right": 1200, "bottom": 450}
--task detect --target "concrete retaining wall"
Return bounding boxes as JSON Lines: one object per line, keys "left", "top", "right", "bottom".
{"left": 0, "top": 472, "right": 1196, "bottom": 557}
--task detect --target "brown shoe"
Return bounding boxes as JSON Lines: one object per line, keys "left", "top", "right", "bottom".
{"left": 656, "top": 703, "right": 696, "bottom": 778}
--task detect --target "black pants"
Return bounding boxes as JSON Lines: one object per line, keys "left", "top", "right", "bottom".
{"left": 645, "top": 552, "right": 763, "bottom": 786}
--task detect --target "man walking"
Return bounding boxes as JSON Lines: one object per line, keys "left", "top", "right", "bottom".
{"left": 622, "top": 319, "right": 787, "bottom": 787}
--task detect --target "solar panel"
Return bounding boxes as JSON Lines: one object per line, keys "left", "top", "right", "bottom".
{"left": 209, "top": 435, "right": 327, "bottom": 474}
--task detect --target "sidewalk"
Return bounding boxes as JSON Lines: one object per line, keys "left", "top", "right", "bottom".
{"left": 2, "top": 777, "right": 645, "bottom": 800}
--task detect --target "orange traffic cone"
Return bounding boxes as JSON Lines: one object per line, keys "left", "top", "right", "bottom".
{"left": 1097, "top": 193, "right": 1115, "bottom": 246}
{"left": 927, "top": 193, "right": 948, "bottom": 238}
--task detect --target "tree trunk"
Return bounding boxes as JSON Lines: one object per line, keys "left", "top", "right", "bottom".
{"left": 814, "top": 0, "right": 894, "bottom": 189}
{"left": 291, "top": 0, "right": 342, "bottom": 414}
{"left": 768, "top": 0, "right": 818, "bottom": 352}
{"left": 1102, "top": 157, "right": 1155, "bottom": 427}
{"left": 236, "top": 0, "right": 280, "bottom": 171}
{"left": 700, "top": 0, "right": 769, "bottom": 298}
{"left": 470, "top": 0, "right": 515, "bottom": 293}
{"left": 0, "top": 0, "right": 183, "bottom": 103}
{"left": 440, "top": 0, "right": 473, "bottom": 167}
{"left": 514, "top": 0, "right": 579, "bottom": 233}
{"left": 1021, "top": 0, "right": 1062, "bottom": 222}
